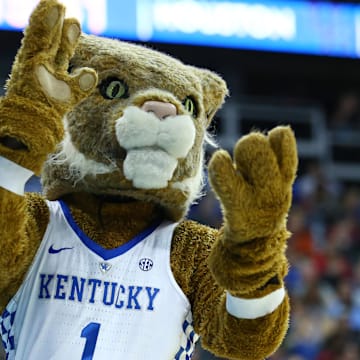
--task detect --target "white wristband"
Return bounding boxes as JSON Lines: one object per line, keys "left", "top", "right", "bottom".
{"left": 226, "top": 287, "right": 285, "bottom": 319}
{"left": 0, "top": 156, "right": 34, "bottom": 195}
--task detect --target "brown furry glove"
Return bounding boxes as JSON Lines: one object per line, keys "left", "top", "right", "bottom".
{"left": 7, "top": 0, "right": 97, "bottom": 111}
{"left": 207, "top": 126, "right": 297, "bottom": 294}
{"left": 208, "top": 126, "right": 297, "bottom": 242}
{"left": 0, "top": 0, "right": 97, "bottom": 173}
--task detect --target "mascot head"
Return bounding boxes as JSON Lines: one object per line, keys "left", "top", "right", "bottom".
{"left": 42, "top": 35, "right": 228, "bottom": 220}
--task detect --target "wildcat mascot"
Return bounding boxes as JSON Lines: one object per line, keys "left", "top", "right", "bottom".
{"left": 0, "top": 1, "right": 297, "bottom": 359}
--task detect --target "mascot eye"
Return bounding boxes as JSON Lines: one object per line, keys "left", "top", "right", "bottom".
{"left": 183, "top": 97, "right": 197, "bottom": 117}
{"left": 99, "top": 77, "right": 129, "bottom": 100}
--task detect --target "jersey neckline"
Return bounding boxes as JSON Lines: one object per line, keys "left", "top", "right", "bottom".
{"left": 58, "top": 200, "right": 161, "bottom": 260}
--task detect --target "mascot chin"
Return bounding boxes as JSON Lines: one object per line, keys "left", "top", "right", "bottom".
{"left": 0, "top": 1, "right": 298, "bottom": 359}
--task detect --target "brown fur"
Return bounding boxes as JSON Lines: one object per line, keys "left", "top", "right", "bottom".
{"left": 0, "top": 1, "right": 297, "bottom": 359}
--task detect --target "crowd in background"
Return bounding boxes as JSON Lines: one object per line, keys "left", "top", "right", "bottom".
{"left": 189, "top": 154, "right": 360, "bottom": 359}
{"left": 273, "top": 90, "right": 360, "bottom": 360}
{"left": 272, "top": 163, "right": 360, "bottom": 360}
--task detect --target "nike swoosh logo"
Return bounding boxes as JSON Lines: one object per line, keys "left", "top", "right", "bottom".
{"left": 48, "top": 245, "right": 74, "bottom": 254}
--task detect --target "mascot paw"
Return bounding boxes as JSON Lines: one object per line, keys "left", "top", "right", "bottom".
{"left": 6, "top": 0, "right": 97, "bottom": 111}
{"left": 208, "top": 125, "right": 297, "bottom": 241}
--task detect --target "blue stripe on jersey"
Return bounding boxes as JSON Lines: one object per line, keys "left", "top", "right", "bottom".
{"left": 0, "top": 305, "right": 17, "bottom": 359}
{"left": 174, "top": 317, "right": 199, "bottom": 360}
{"left": 59, "top": 200, "right": 162, "bottom": 260}
{"left": 174, "top": 347, "right": 191, "bottom": 360}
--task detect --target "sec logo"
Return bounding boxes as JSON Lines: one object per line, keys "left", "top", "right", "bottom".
{"left": 139, "top": 258, "right": 153, "bottom": 271}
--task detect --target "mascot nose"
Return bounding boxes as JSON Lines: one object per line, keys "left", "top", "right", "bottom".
{"left": 141, "top": 100, "right": 177, "bottom": 119}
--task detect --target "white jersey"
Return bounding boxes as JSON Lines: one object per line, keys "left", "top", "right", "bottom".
{"left": 1, "top": 200, "right": 198, "bottom": 360}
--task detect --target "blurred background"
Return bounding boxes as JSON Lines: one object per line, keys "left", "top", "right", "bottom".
{"left": 2, "top": 0, "right": 360, "bottom": 359}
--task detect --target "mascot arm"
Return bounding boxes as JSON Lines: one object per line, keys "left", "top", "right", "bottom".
{"left": 172, "top": 220, "right": 289, "bottom": 360}
{"left": 0, "top": 0, "right": 97, "bottom": 309}
{"left": 0, "top": 192, "right": 49, "bottom": 311}
{"left": 184, "top": 127, "right": 297, "bottom": 359}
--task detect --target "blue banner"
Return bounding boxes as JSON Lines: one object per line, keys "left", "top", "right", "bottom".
{"left": 0, "top": 0, "right": 359, "bottom": 58}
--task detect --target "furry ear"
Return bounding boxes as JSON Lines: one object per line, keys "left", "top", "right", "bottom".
{"left": 191, "top": 67, "right": 229, "bottom": 126}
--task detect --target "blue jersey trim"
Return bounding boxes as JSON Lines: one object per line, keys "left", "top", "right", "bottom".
{"left": 1, "top": 306, "right": 17, "bottom": 358}
{"left": 58, "top": 200, "right": 161, "bottom": 260}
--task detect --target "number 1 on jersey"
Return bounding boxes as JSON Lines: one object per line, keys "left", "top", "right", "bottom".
{"left": 81, "top": 322, "right": 101, "bottom": 360}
